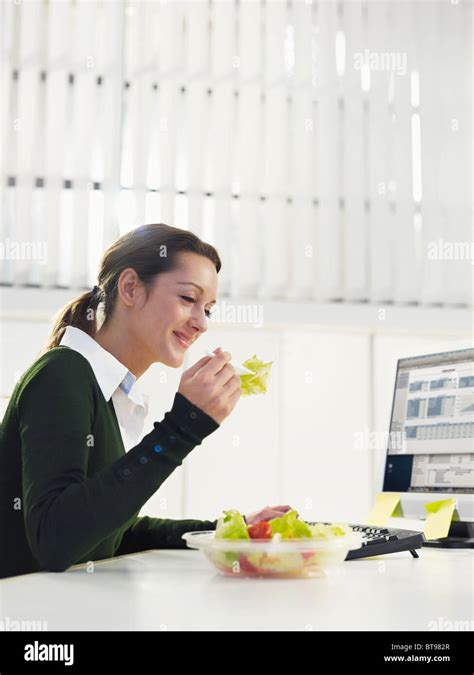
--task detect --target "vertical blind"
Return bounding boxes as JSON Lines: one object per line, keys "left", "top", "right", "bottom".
{"left": 0, "top": 0, "right": 471, "bottom": 306}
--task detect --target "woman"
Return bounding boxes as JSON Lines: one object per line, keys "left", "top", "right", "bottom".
{"left": 0, "top": 223, "right": 289, "bottom": 578}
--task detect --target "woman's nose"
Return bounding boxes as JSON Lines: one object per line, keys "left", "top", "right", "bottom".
{"left": 190, "top": 308, "right": 208, "bottom": 334}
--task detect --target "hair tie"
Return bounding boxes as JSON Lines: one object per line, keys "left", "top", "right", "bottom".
{"left": 88, "top": 285, "right": 102, "bottom": 309}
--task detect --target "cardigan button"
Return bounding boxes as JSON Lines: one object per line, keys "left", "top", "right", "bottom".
{"left": 139, "top": 456, "right": 149, "bottom": 464}
{"left": 169, "top": 435, "right": 176, "bottom": 443}
{"left": 189, "top": 411, "right": 198, "bottom": 419}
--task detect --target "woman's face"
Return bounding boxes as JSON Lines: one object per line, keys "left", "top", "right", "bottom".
{"left": 128, "top": 251, "right": 218, "bottom": 369}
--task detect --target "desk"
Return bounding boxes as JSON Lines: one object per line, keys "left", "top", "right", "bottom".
{"left": 1, "top": 546, "right": 472, "bottom": 631}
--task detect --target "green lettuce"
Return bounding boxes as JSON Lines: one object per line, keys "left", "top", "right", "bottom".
{"left": 214, "top": 508, "right": 353, "bottom": 542}
{"left": 240, "top": 354, "right": 273, "bottom": 396}
{"left": 269, "top": 509, "right": 313, "bottom": 539}
{"left": 215, "top": 509, "right": 250, "bottom": 540}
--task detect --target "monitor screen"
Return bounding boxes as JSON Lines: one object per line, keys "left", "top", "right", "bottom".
{"left": 383, "top": 348, "right": 474, "bottom": 495}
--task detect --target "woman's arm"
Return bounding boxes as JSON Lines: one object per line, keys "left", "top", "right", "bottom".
{"left": 115, "top": 515, "right": 218, "bottom": 555}
{"left": 115, "top": 505, "right": 296, "bottom": 555}
{"left": 18, "top": 350, "right": 219, "bottom": 572}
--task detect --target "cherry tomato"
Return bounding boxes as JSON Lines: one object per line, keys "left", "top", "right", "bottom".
{"left": 248, "top": 521, "right": 272, "bottom": 539}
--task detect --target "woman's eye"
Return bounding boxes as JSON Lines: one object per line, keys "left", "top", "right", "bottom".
{"left": 181, "top": 296, "right": 212, "bottom": 319}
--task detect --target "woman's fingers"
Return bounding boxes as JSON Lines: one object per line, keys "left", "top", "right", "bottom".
{"left": 246, "top": 508, "right": 280, "bottom": 524}
{"left": 184, "top": 355, "right": 213, "bottom": 378}
{"left": 245, "top": 505, "right": 297, "bottom": 525}
{"left": 215, "top": 363, "right": 239, "bottom": 388}
{"left": 201, "top": 351, "right": 233, "bottom": 377}
{"left": 186, "top": 350, "right": 231, "bottom": 380}
{"left": 268, "top": 504, "right": 293, "bottom": 514}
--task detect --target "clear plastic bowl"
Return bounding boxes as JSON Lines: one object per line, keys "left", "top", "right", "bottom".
{"left": 182, "top": 530, "right": 363, "bottom": 578}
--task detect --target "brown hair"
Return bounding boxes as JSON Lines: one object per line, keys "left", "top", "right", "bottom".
{"left": 42, "top": 223, "right": 221, "bottom": 352}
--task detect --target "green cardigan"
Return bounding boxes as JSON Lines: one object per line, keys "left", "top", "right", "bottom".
{"left": 0, "top": 346, "right": 219, "bottom": 579}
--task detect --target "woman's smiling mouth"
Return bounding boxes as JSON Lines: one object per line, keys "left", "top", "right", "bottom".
{"left": 173, "top": 331, "right": 193, "bottom": 348}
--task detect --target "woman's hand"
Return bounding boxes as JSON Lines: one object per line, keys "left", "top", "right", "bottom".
{"left": 245, "top": 504, "right": 296, "bottom": 525}
{"left": 178, "top": 347, "right": 242, "bottom": 425}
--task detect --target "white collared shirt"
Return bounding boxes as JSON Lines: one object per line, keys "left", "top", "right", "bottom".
{"left": 59, "top": 326, "right": 149, "bottom": 451}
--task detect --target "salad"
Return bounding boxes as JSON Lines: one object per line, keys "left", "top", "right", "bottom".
{"left": 239, "top": 355, "right": 273, "bottom": 396}
{"left": 199, "top": 509, "right": 357, "bottom": 577}
{"left": 216, "top": 508, "right": 352, "bottom": 541}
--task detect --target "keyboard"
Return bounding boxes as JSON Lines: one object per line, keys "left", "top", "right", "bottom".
{"left": 345, "top": 524, "right": 425, "bottom": 560}
{"left": 307, "top": 523, "right": 425, "bottom": 560}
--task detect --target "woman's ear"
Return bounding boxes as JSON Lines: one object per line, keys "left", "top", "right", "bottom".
{"left": 117, "top": 268, "right": 143, "bottom": 308}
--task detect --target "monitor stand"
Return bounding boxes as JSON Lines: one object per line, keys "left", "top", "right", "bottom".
{"left": 422, "top": 521, "right": 474, "bottom": 549}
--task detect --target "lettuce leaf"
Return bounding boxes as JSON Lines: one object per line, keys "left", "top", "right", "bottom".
{"left": 240, "top": 354, "right": 273, "bottom": 396}
{"left": 215, "top": 509, "right": 250, "bottom": 540}
{"left": 269, "top": 509, "right": 313, "bottom": 539}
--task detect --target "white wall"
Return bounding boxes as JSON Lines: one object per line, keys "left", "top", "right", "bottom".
{"left": 1, "top": 303, "right": 471, "bottom": 526}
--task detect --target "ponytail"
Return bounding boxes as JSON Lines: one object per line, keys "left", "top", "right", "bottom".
{"left": 42, "top": 286, "right": 104, "bottom": 352}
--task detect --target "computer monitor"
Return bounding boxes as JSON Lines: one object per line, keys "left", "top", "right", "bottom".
{"left": 382, "top": 348, "right": 474, "bottom": 543}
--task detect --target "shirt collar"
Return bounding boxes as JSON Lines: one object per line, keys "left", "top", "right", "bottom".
{"left": 59, "top": 326, "right": 146, "bottom": 408}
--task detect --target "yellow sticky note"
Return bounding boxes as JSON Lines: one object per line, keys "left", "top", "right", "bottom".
{"left": 423, "top": 499, "right": 456, "bottom": 541}
{"left": 366, "top": 492, "right": 402, "bottom": 526}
